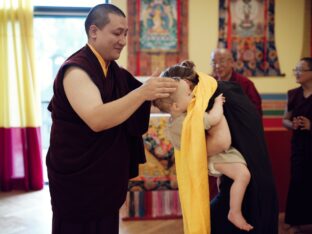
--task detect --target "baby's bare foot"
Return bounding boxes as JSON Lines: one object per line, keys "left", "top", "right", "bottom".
{"left": 228, "top": 210, "right": 254, "bottom": 231}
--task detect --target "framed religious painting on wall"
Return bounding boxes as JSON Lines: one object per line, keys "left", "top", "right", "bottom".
{"left": 127, "top": 0, "right": 187, "bottom": 76}
{"left": 139, "top": 0, "right": 179, "bottom": 52}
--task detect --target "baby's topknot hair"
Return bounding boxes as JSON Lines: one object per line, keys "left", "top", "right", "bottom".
{"left": 153, "top": 60, "right": 199, "bottom": 112}
{"left": 160, "top": 60, "right": 199, "bottom": 90}
{"left": 180, "top": 60, "right": 195, "bottom": 70}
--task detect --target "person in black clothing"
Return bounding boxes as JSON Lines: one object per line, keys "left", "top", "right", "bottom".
{"left": 165, "top": 63, "right": 279, "bottom": 234}
{"left": 208, "top": 81, "right": 278, "bottom": 234}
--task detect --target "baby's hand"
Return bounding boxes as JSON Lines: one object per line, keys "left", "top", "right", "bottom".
{"left": 215, "top": 93, "right": 225, "bottom": 105}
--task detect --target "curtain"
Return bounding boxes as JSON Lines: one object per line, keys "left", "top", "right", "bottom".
{"left": 0, "top": 0, "right": 43, "bottom": 191}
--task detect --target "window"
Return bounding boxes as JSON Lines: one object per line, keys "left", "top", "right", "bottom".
{"left": 33, "top": 0, "right": 107, "bottom": 7}
{"left": 34, "top": 1, "right": 108, "bottom": 180}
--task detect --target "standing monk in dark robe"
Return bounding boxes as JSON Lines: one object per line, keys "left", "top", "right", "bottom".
{"left": 208, "top": 82, "right": 279, "bottom": 234}
{"left": 46, "top": 4, "right": 177, "bottom": 234}
{"left": 283, "top": 57, "right": 312, "bottom": 227}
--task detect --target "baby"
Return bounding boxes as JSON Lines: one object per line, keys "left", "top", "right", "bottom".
{"left": 153, "top": 61, "right": 253, "bottom": 231}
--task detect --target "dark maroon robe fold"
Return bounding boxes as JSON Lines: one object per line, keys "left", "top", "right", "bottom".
{"left": 46, "top": 45, "right": 150, "bottom": 223}
{"left": 285, "top": 87, "right": 312, "bottom": 225}
{"left": 229, "top": 71, "right": 263, "bottom": 116}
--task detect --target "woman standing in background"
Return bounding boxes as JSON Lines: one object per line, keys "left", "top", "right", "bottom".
{"left": 283, "top": 57, "right": 312, "bottom": 227}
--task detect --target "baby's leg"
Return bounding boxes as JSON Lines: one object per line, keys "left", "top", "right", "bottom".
{"left": 206, "top": 116, "right": 231, "bottom": 156}
{"left": 214, "top": 163, "right": 254, "bottom": 231}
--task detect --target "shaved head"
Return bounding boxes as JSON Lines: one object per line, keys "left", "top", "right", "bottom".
{"left": 211, "top": 48, "right": 234, "bottom": 62}
{"left": 85, "top": 4, "right": 126, "bottom": 38}
{"left": 210, "top": 48, "right": 234, "bottom": 81}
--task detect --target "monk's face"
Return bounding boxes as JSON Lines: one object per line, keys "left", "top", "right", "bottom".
{"left": 211, "top": 51, "right": 234, "bottom": 81}
{"left": 293, "top": 60, "right": 312, "bottom": 85}
{"left": 92, "top": 13, "right": 128, "bottom": 62}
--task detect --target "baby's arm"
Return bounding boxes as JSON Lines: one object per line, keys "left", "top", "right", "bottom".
{"left": 204, "top": 94, "right": 231, "bottom": 156}
{"left": 205, "top": 116, "right": 231, "bottom": 156}
{"left": 206, "top": 94, "right": 225, "bottom": 127}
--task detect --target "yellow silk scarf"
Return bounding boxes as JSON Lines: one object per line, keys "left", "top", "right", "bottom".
{"left": 175, "top": 72, "right": 217, "bottom": 234}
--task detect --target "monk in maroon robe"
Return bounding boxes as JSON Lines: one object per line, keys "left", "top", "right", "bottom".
{"left": 211, "top": 48, "right": 263, "bottom": 116}
{"left": 46, "top": 4, "right": 177, "bottom": 234}
{"left": 283, "top": 57, "right": 312, "bottom": 227}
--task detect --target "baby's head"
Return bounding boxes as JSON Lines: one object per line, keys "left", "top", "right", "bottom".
{"left": 153, "top": 60, "right": 198, "bottom": 115}
{"left": 161, "top": 60, "right": 199, "bottom": 90}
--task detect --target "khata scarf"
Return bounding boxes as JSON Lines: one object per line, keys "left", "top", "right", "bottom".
{"left": 175, "top": 72, "right": 217, "bottom": 234}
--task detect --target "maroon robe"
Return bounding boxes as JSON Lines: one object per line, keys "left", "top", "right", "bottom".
{"left": 285, "top": 87, "right": 312, "bottom": 225}
{"left": 46, "top": 45, "right": 150, "bottom": 232}
{"left": 229, "top": 71, "right": 262, "bottom": 115}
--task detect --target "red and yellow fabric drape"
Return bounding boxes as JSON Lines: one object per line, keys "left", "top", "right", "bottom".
{"left": 0, "top": 0, "right": 43, "bottom": 191}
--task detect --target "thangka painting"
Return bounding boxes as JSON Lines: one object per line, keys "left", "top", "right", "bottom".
{"left": 140, "top": 0, "right": 178, "bottom": 52}
{"left": 218, "top": 0, "right": 282, "bottom": 77}
{"left": 127, "top": 0, "right": 187, "bottom": 76}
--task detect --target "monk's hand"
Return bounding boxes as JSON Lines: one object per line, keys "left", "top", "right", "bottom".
{"left": 139, "top": 70, "right": 178, "bottom": 101}
{"left": 292, "top": 117, "right": 300, "bottom": 130}
{"left": 297, "top": 116, "right": 311, "bottom": 130}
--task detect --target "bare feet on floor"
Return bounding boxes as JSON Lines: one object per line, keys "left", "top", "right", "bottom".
{"left": 228, "top": 210, "right": 254, "bottom": 232}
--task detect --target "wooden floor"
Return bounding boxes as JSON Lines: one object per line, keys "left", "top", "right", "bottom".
{"left": 0, "top": 186, "right": 311, "bottom": 234}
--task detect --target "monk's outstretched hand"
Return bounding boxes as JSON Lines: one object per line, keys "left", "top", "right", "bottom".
{"left": 139, "top": 70, "right": 178, "bottom": 100}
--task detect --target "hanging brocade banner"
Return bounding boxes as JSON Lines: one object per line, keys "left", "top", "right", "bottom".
{"left": 218, "top": 0, "right": 283, "bottom": 77}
